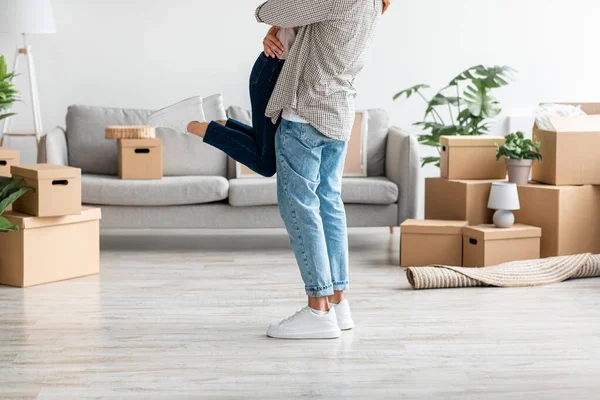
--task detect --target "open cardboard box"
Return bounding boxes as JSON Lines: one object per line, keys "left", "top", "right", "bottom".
{"left": 532, "top": 103, "right": 600, "bottom": 185}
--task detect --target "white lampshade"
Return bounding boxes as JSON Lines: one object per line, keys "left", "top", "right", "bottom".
{"left": 0, "top": 0, "right": 56, "bottom": 34}
{"left": 488, "top": 182, "right": 520, "bottom": 211}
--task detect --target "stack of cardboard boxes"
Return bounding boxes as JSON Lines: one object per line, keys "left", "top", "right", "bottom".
{"left": 402, "top": 135, "right": 543, "bottom": 268}
{"left": 106, "top": 126, "right": 163, "bottom": 180}
{"left": 402, "top": 103, "right": 600, "bottom": 267}
{"left": 0, "top": 164, "right": 101, "bottom": 288}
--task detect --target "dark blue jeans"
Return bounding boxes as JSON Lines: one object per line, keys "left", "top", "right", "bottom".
{"left": 203, "top": 53, "right": 284, "bottom": 177}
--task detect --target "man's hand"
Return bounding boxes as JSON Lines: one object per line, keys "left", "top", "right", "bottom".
{"left": 263, "top": 26, "right": 284, "bottom": 58}
{"left": 382, "top": 0, "right": 392, "bottom": 15}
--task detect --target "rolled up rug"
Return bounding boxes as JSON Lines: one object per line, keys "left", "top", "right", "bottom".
{"left": 407, "top": 253, "right": 600, "bottom": 290}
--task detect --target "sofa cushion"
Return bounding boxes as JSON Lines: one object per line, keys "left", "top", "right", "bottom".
{"left": 66, "top": 105, "right": 228, "bottom": 177}
{"left": 82, "top": 174, "right": 229, "bottom": 206}
{"left": 229, "top": 177, "right": 398, "bottom": 207}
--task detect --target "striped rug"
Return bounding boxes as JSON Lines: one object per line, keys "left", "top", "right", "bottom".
{"left": 407, "top": 253, "right": 600, "bottom": 290}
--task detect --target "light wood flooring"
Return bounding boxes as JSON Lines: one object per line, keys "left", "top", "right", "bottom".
{"left": 1, "top": 228, "right": 599, "bottom": 399}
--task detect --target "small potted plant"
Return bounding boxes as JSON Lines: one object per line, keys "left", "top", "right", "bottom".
{"left": 0, "top": 178, "right": 32, "bottom": 232}
{"left": 0, "top": 55, "right": 19, "bottom": 123}
{"left": 496, "top": 132, "right": 542, "bottom": 185}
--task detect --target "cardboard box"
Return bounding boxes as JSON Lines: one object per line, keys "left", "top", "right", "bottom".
{"left": 0, "top": 207, "right": 101, "bottom": 288}
{"left": 425, "top": 178, "right": 504, "bottom": 225}
{"left": 440, "top": 136, "right": 506, "bottom": 180}
{"left": 0, "top": 148, "right": 19, "bottom": 177}
{"left": 514, "top": 183, "right": 600, "bottom": 258}
{"left": 11, "top": 164, "right": 82, "bottom": 217}
{"left": 118, "top": 138, "right": 163, "bottom": 180}
{"left": 532, "top": 103, "right": 600, "bottom": 185}
{"left": 462, "top": 224, "right": 541, "bottom": 268}
{"left": 400, "top": 219, "right": 468, "bottom": 267}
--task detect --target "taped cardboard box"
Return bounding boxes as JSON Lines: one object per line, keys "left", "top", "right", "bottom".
{"left": 462, "top": 224, "right": 541, "bottom": 268}
{"left": 400, "top": 219, "right": 468, "bottom": 267}
{"left": 0, "top": 207, "right": 101, "bottom": 288}
{"left": 532, "top": 103, "right": 600, "bottom": 185}
{"left": 11, "top": 164, "right": 82, "bottom": 217}
{"left": 425, "top": 178, "right": 504, "bottom": 225}
{"left": 440, "top": 136, "right": 506, "bottom": 180}
{"left": 118, "top": 138, "right": 163, "bottom": 180}
{"left": 514, "top": 183, "right": 600, "bottom": 258}
{"left": 0, "top": 148, "right": 19, "bottom": 177}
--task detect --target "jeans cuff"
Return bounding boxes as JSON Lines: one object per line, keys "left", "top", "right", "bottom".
{"left": 333, "top": 282, "right": 349, "bottom": 292}
{"left": 305, "top": 284, "right": 334, "bottom": 298}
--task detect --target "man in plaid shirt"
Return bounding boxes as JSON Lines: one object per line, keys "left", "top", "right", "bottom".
{"left": 258, "top": 0, "right": 391, "bottom": 339}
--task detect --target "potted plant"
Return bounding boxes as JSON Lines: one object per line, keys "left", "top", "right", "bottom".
{"left": 0, "top": 178, "right": 32, "bottom": 232}
{"left": 496, "top": 132, "right": 542, "bottom": 185}
{"left": 393, "top": 65, "right": 515, "bottom": 167}
{"left": 0, "top": 55, "right": 19, "bottom": 123}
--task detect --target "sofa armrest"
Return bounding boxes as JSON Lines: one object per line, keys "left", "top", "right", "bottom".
{"left": 38, "top": 126, "right": 68, "bottom": 165}
{"left": 386, "top": 126, "right": 420, "bottom": 225}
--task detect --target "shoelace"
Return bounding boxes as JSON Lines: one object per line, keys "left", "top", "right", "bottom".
{"left": 280, "top": 307, "right": 308, "bottom": 325}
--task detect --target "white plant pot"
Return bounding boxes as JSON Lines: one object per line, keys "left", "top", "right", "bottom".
{"left": 506, "top": 159, "right": 533, "bottom": 186}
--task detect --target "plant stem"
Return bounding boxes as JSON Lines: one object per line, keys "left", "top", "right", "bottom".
{"left": 417, "top": 91, "right": 445, "bottom": 125}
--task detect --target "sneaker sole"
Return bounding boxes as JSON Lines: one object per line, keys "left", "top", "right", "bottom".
{"left": 338, "top": 319, "right": 354, "bottom": 331}
{"left": 267, "top": 329, "right": 341, "bottom": 340}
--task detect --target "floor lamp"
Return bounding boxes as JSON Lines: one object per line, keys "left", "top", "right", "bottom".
{"left": 0, "top": 0, "right": 56, "bottom": 143}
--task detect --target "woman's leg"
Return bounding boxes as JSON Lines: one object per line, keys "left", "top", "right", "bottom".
{"left": 188, "top": 53, "right": 283, "bottom": 178}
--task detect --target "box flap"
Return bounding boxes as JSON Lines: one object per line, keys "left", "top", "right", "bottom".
{"left": 0, "top": 148, "right": 19, "bottom": 160}
{"left": 440, "top": 136, "right": 505, "bottom": 148}
{"left": 11, "top": 164, "right": 81, "bottom": 180}
{"left": 401, "top": 219, "right": 468, "bottom": 235}
{"left": 463, "top": 224, "right": 542, "bottom": 241}
{"left": 2, "top": 207, "right": 101, "bottom": 229}
{"left": 118, "top": 138, "right": 162, "bottom": 148}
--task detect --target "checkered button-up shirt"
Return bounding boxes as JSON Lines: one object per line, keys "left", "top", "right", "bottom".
{"left": 256, "top": 0, "right": 381, "bottom": 141}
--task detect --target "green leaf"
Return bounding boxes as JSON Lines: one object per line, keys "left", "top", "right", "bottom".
{"left": 393, "top": 84, "right": 430, "bottom": 101}
{"left": 421, "top": 156, "right": 441, "bottom": 168}
{"left": 0, "top": 112, "right": 16, "bottom": 121}
{"left": 464, "top": 80, "right": 501, "bottom": 118}
{"left": 496, "top": 131, "right": 542, "bottom": 161}
{"left": 0, "top": 56, "right": 6, "bottom": 79}
{"left": 0, "top": 186, "right": 32, "bottom": 214}
{"left": 0, "top": 215, "right": 18, "bottom": 232}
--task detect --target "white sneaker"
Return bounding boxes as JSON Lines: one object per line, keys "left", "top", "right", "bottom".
{"left": 267, "top": 306, "right": 341, "bottom": 340}
{"left": 203, "top": 94, "right": 227, "bottom": 122}
{"left": 331, "top": 300, "right": 354, "bottom": 330}
{"left": 146, "top": 96, "right": 206, "bottom": 134}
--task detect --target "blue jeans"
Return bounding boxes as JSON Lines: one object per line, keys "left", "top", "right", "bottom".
{"left": 203, "top": 53, "right": 284, "bottom": 177}
{"left": 276, "top": 119, "right": 350, "bottom": 297}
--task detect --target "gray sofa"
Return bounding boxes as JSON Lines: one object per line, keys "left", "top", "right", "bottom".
{"left": 38, "top": 105, "right": 419, "bottom": 229}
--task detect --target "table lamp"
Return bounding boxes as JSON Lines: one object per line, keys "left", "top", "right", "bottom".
{"left": 0, "top": 0, "right": 56, "bottom": 142}
{"left": 488, "top": 182, "right": 520, "bottom": 228}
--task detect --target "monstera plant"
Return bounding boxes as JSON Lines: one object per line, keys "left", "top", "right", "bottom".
{"left": 393, "top": 65, "right": 515, "bottom": 167}
{"left": 0, "top": 178, "right": 32, "bottom": 231}
{"left": 0, "top": 55, "right": 19, "bottom": 123}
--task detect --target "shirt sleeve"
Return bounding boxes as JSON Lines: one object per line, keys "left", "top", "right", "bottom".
{"left": 255, "top": 0, "right": 334, "bottom": 28}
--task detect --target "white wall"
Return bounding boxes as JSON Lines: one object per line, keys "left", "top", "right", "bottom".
{"left": 2, "top": 0, "right": 600, "bottom": 215}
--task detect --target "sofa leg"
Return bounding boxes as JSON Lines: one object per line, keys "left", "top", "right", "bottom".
{"left": 389, "top": 227, "right": 395, "bottom": 234}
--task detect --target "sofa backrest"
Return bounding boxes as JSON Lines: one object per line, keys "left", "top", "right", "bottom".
{"left": 66, "top": 105, "right": 228, "bottom": 177}
{"left": 225, "top": 106, "right": 389, "bottom": 177}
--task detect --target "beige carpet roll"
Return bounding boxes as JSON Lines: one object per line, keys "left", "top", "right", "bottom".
{"left": 105, "top": 126, "right": 156, "bottom": 139}
{"left": 407, "top": 253, "right": 600, "bottom": 290}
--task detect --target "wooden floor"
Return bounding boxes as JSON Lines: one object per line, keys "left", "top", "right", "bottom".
{"left": 1, "top": 228, "right": 600, "bottom": 399}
